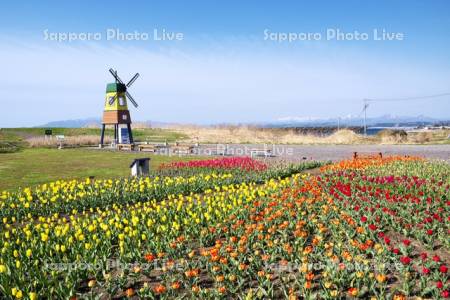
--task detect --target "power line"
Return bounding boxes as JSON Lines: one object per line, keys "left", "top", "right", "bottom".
{"left": 364, "top": 92, "right": 450, "bottom": 102}
{"left": 360, "top": 91, "right": 450, "bottom": 136}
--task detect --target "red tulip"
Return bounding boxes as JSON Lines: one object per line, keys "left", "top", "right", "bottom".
{"left": 158, "top": 157, "right": 267, "bottom": 171}
{"left": 440, "top": 265, "right": 448, "bottom": 274}
{"left": 400, "top": 256, "right": 411, "bottom": 265}
{"left": 144, "top": 253, "right": 156, "bottom": 262}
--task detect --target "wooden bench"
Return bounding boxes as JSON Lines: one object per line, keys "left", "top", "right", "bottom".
{"left": 117, "top": 144, "right": 134, "bottom": 151}
{"left": 137, "top": 144, "right": 157, "bottom": 152}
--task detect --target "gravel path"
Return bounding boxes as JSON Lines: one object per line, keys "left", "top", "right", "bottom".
{"left": 197, "top": 144, "right": 450, "bottom": 162}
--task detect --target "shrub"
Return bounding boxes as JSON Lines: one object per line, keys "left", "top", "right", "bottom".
{"left": 411, "top": 132, "right": 433, "bottom": 143}
{"left": 376, "top": 129, "right": 408, "bottom": 143}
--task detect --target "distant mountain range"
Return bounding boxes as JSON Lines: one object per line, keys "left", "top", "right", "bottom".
{"left": 37, "top": 115, "right": 448, "bottom": 128}
{"left": 268, "top": 114, "right": 447, "bottom": 128}
{"left": 37, "top": 118, "right": 173, "bottom": 128}
{"left": 39, "top": 118, "right": 101, "bottom": 128}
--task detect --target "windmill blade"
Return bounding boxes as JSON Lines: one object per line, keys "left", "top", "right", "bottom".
{"left": 126, "top": 73, "right": 140, "bottom": 87}
{"left": 109, "top": 68, "right": 124, "bottom": 84}
{"left": 126, "top": 91, "right": 139, "bottom": 108}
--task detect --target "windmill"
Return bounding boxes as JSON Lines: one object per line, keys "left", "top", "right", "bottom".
{"left": 100, "top": 68, "right": 140, "bottom": 146}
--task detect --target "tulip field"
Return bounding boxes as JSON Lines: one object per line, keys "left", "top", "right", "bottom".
{"left": 0, "top": 156, "right": 449, "bottom": 299}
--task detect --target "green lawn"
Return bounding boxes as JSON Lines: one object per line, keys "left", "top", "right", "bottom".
{"left": 0, "top": 148, "right": 202, "bottom": 191}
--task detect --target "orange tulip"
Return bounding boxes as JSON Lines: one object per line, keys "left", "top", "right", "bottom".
{"left": 125, "top": 288, "right": 135, "bottom": 297}
{"left": 304, "top": 281, "right": 312, "bottom": 289}
{"left": 348, "top": 287, "right": 358, "bottom": 297}
{"left": 153, "top": 284, "right": 166, "bottom": 294}
{"left": 171, "top": 281, "right": 181, "bottom": 290}
{"left": 305, "top": 272, "right": 314, "bottom": 281}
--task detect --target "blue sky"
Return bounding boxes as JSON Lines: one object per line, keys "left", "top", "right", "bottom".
{"left": 1, "top": 0, "right": 449, "bottom": 127}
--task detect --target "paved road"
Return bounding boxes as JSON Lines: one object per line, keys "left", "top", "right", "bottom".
{"left": 197, "top": 144, "right": 450, "bottom": 162}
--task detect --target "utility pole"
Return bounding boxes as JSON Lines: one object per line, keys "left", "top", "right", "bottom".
{"left": 364, "top": 103, "right": 367, "bottom": 136}
{"left": 337, "top": 117, "right": 340, "bottom": 130}
{"left": 362, "top": 99, "right": 369, "bottom": 136}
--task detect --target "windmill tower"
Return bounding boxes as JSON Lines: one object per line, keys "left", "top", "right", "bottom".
{"left": 100, "top": 68, "right": 140, "bottom": 146}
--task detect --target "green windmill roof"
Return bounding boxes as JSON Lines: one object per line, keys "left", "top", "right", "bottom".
{"left": 106, "top": 83, "right": 127, "bottom": 93}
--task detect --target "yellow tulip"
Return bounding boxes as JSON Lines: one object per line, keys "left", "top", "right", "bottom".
{"left": 88, "top": 279, "right": 96, "bottom": 288}
{"left": 40, "top": 233, "right": 48, "bottom": 242}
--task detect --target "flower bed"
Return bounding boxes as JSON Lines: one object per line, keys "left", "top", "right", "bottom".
{"left": 159, "top": 157, "right": 268, "bottom": 172}
{"left": 0, "top": 157, "right": 448, "bottom": 299}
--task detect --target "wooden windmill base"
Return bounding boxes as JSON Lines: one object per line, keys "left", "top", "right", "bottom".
{"left": 99, "top": 123, "right": 134, "bottom": 146}
{"left": 102, "top": 111, "right": 131, "bottom": 124}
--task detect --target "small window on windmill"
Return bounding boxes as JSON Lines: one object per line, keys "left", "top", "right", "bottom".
{"left": 108, "top": 96, "right": 115, "bottom": 106}
{"left": 119, "top": 96, "right": 126, "bottom": 106}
